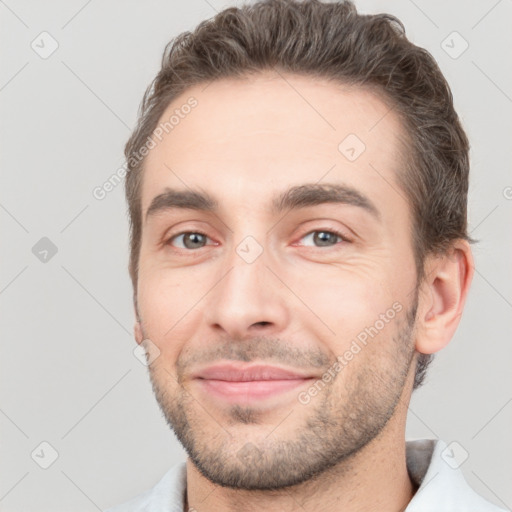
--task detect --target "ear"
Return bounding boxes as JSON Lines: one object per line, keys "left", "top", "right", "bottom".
{"left": 415, "top": 240, "right": 474, "bottom": 355}
{"left": 133, "top": 301, "right": 144, "bottom": 345}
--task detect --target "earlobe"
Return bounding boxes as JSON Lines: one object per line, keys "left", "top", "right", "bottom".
{"left": 415, "top": 241, "right": 474, "bottom": 355}
{"left": 134, "top": 321, "right": 143, "bottom": 345}
{"left": 133, "top": 302, "right": 143, "bottom": 345}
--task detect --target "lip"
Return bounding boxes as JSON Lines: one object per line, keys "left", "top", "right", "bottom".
{"left": 193, "top": 363, "right": 314, "bottom": 381}
{"left": 192, "top": 363, "right": 317, "bottom": 403}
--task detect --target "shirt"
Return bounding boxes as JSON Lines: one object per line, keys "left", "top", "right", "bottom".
{"left": 105, "top": 439, "right": 506, "bottom": 511}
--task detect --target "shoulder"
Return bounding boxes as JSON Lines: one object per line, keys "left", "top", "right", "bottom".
{"left": 406, "top": 439, "right": 506, "bottom": 512}
{"left": 105, "top": 462, "right": 187, "bottom": 512}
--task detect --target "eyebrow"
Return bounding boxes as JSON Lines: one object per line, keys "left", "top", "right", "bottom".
{"left": 145, "top": 183, "right": 380, "bottom": 222}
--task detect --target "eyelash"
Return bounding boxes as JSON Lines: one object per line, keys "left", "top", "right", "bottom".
{"left": 165, "top": 228, "right": 351, "bottom": 251}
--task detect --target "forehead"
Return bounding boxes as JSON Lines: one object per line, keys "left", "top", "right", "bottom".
{"left": 141, "top": 72, "right": 408, "bottom": 217}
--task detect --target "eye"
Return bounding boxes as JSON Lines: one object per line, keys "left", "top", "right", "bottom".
{"left": 298, "top": 229, "right": 349, "bottom": 248}
{"left": 167, "top": 231, "right": 212, "bottom": 250}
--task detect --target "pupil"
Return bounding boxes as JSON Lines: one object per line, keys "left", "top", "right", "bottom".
{"left": 315, "top": 231, "right": 336, "bottom": 246}
{"left": 185, "top": 233, "right": 205, "bottom": 249}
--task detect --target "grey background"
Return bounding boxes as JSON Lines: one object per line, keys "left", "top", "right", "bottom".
{"left": 1, "top": 0, "right": 511, "bottom": 510}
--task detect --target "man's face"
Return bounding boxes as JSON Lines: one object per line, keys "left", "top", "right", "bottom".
{"left": 136, "top": 73, "right": 420, "bottom": 489}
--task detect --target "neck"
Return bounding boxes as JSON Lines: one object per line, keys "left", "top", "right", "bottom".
{"left": 185, "top": 410, "right": 416, "bottom": 512}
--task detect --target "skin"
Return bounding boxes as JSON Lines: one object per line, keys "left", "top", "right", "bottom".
{"left": 134, "top": 71, "right": 473, "bottom": 512}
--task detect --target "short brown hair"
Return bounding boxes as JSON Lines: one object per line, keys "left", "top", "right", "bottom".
{"left": 124, "top": 0, "right": 471, "bottom": 389}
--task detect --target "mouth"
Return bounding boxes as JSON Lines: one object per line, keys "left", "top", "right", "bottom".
{"left": 191, "top": 363, "right": 317, "bottom": 404}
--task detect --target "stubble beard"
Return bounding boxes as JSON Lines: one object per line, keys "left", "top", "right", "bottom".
{"left": 146, "top": 299, "right": 417, "bottom": 491}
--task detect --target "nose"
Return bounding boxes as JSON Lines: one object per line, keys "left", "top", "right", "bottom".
{"left": 203, "top": 242, "right": 290, "bottom": 340}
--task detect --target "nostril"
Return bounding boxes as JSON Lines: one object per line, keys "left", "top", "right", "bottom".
{"left": 253, "top": 321, "right": 271, "bottom": 327}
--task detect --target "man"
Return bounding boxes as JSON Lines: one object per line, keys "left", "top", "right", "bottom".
{"left": 107, "top": 0, "right": 504, "bottom": 510}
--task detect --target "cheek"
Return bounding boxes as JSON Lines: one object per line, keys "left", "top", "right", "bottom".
{"left": 137, "top": 271, "right": 193, "bottom": 358}
{"left": 289, "top": 263, "right": 405, "bottom": 347}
